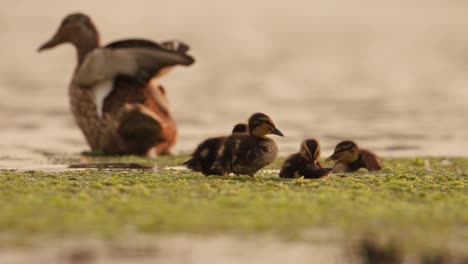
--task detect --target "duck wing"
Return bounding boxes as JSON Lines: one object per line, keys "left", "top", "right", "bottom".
{"left": 99, "top": 75, "right": 148, "bottom": 116}
{"left": 74, "top": 43, "right": 194, "bottom": 87}
{"left": 106, "top": 38, "right": 190, "bottom": 54}
{"left": 105, "top": 39, "right": 165, "bottom": 49}
{"left": 73, "top": 38, "right": 194, "bottom": 117}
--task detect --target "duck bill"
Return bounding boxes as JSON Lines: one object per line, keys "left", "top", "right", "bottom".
{"left": 326, "top": 154, "right": 337, "bottom": 161}
{"left": 271, "top": 127, "right": 284, "bottom": 137}
{"left": 38, "top": 32, "right": 63, "bottom": 52}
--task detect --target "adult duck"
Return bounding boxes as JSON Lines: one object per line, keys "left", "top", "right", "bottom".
{"left": 38, "top": 13, "right": 195, "bottom": 155}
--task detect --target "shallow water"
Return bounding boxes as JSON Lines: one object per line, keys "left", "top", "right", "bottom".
{"left": 1, "top": 0, "right": 468, "bottom": 169}
{"left": 0, "top": 234, "right": 342, "bottom": 264}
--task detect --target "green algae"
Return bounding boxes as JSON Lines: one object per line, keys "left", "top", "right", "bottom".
{"left": 0, "top": 157, "right": 467, "bottom": 255}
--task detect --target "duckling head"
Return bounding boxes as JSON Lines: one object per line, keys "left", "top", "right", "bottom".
{"left": 248, "top": 113, "right": 284, "bottom": 138}
{"left": 326, "top": 140, "right": 359, "bottom": 164}
{"left": 38, "top": 13, "right": 99, "bottom": 52}
{"left": 300, "top": 139, "right": 321, "bottom": 162}
{"left": 231, "top": 123, "right": 248, "bottom": 134}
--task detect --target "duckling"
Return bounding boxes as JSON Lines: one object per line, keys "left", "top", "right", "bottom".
{"left": 326, "top": 140, "right": 382, "bottom": 172}
{"left": 231, "top": 123, "right": 248, "bottom": 134}
{"left": 38, "top": 13, "right": 194, "bottom": 156}
{"left": 215, "top": 113, "right": 284, "bottom": 176}
{"left": 280, "top": 139, "right": 333, "bottom": 179}
{"left": 184, "top": 123, "right": 248, "bottom": 175}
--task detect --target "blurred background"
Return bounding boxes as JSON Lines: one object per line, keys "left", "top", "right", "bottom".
{"left": 1, "top": 0, "right": 467, "bottom": 168}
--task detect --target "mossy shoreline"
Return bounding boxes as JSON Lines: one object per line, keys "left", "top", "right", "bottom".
{"left": 0, "top": 156, "right": 467, "bottom": 258}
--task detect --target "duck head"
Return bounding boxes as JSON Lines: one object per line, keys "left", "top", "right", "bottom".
{"left": 326, "top": 140, "right": 359, "bottom": 164}
{"left": 248, "top": 113, "right": 284, "bottom": 138}
{"left": 38, "top": 13, "right": 99, "bottom": 63}
{"left": 231, "top": 123, "right": 248, "bottom": 134}
{"left": 300, "top": 138, "right": 321, "bottom": 162}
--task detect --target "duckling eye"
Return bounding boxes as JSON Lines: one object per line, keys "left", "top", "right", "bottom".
{"left": 252, "top": 121, "right": 262, "bottom": 127}
{"left": 264, "top": 121, "right": 274, "bottom": 128}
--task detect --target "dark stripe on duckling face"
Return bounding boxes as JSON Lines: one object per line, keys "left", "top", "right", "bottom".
{"left": 327, "top": 140, "right": 359, "bottom": 163}
{"left": 308, "top": 139, "right": 321, "bottom": 161}
{"left": 334, "top": 140, "right": 358, "bottom": 153}
{"left": 334, "top": 145, "right": 354, "bottom": 153}
{"left": 300, "top": 139, "right": 321, "bottom": 161}
{"left": 248, "top": 113, "right": 284, "bottom": 137}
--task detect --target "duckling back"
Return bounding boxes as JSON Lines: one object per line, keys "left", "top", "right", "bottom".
{"left": 184, "top": 123, "right": 250, "bottom": 175}
{"left": 341, "top": 149, "right": 382, "bottom": 172}
{"left": 280, "top": 153, "right": 332, "bottom": 179}
{"left": 184, "top": 136, "right": 226, "bottom": 175}
{"left": 358, "top": 149, "right": 382, "bottom": 171}
{"left": 219, "top": 135, "right": 278, "bottom": 176}
{"left": 332, "top": 149, "right": 382, "bottom": 172}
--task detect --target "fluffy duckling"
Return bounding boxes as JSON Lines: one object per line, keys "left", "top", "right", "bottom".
{"left": 231, "top": 123, "right": 249, "bottom": 134}
{"left": 184, "top": 123, "right": 248, "bottom": 175}
{"left": 215, "top": 113, "right": 284, "bottom": 176}
{"left": 326, "top": 140, "right": 382, "bottom": 172}
{"left": 280, "top": 139, "right": 333, "bottom": 179}
{"left": 38, "top": 13, "right": 194, "bottom": 156}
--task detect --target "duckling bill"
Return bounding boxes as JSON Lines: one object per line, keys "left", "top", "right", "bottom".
{"left": 184, "top": 123, "right": 248, "bottom": 175}
{"left": 215, "top": 113, "right": 284, "bottom": 176}
{"left": 280, "top": 139, "right": 332, "bottom": 179}
{"left": 327, "top": 140, "right": 382, "bottom": 172}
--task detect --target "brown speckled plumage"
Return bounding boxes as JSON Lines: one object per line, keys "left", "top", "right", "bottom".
{"left": 39, "top": 13, "right": 192, "bottom": 155}
{"left": 184, "top": 136, "right": 226, "bottom": 175}
{"left": 184, "top": 123, "right": 247, "bottom": 175}
{"left": 213, "top": 113, "right": 284, "bottom": 176}
{"left": 220, "top": 135, "right": 279, "bottom": 176}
